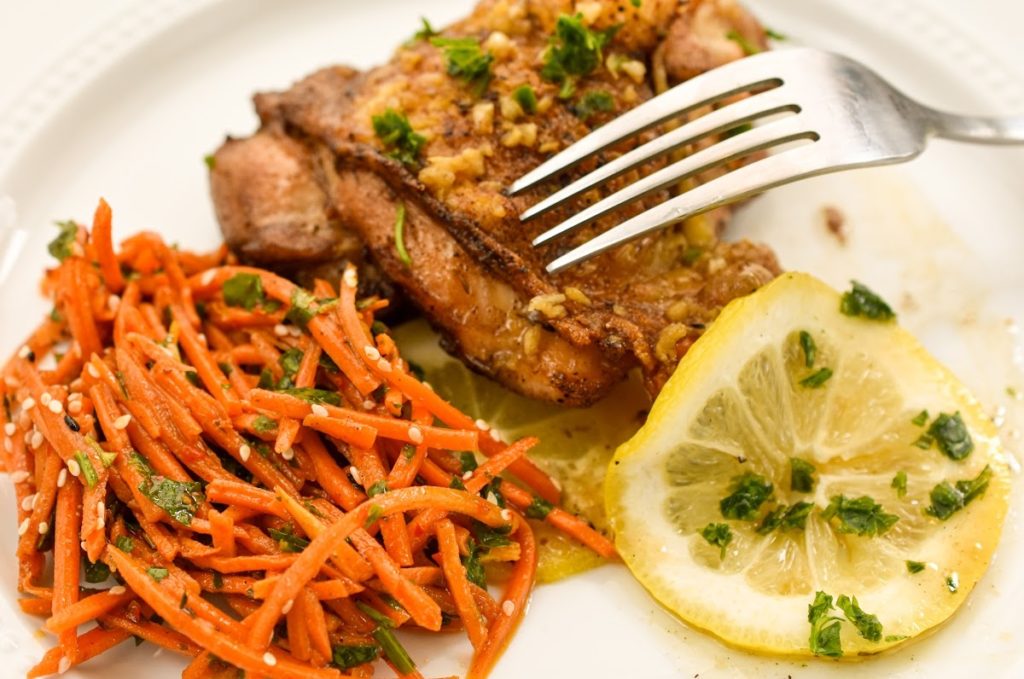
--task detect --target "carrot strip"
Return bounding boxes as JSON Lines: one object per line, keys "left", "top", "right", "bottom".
{"left": 101, "top": 610, "right": 201, "bottom": 656}
{"left": 91, "top": 198, "right": 124, "bottom": 293}
{"left": 52, "top": 480, "right": 83, "bottom": 660}
{"left": 46, "top": 589, "right": 134, "bottom": 634}
{"left": 304, "top": 587, "right": 333, "bottom": 662}
{"left": 28, "top": 625, "right": 131, "bottom": 678}
{"left": 436, "top": 519, "right": 487, "bottom": 650}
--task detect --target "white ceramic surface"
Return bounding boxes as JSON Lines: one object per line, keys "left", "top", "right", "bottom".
{"left": 0, "top": 1, "right": 1022, "bottom": 677}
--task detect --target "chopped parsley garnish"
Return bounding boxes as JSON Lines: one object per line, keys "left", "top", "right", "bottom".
{"left": 906, "top": 560, "right": 926, "bottom": 574}
{"left": 765, "top": 28, "right": 787, "bottom": 40}
{"left": 285, "top": 287, "right": 317, "bottom": 328}
{"left": 139, "top": 476, "right": 204, "bottom": 527}
{"left": 184, "top": 370, "right": 201, "bottom": 388}
{"left": 913, "top": 434, "right": 934, "bottom": 450}
{"left": 839, "top": 281, "right": 895, "bottom": 321}
{"left": 891, "top": 470, "right": 908, "bottom": 497}
{"left": 541, "top": 14, "right": 619, "bottom": 99}
{"left": 364, "top": 504, "right": 384, "bottom": 528}
{"left": 459, "top": 451, "right": 478, "bottom": 474}
{"left": 700, "top": 522, "right": 732, "bottom": 558}
{"left": 222, "top": 273, "right": 267, "bottom": 311}
{"left": 74, "top": 451, "right": 99, "bottom": 488}
{"left": 471, "top": 520, "right": 512, "bottom": 548}
{"left": 252, "top": 415, "right": 278, "bottom": 434}
{"left": 719, "top": 473, "right": 773, "bottom": 521}
{"left": 277, "top": 348, "right": 303, "bottom": 388}
{"left": 410, "top": 17, "right": 437, "bottom": 43}
{"left": 512, "top": 85, "right": 538, "bottom": 114}
{"left": 203, "top": 154, "right": 216, "bottom": 170}
{"left": 332, "top": 644, "right": 381, "bottom": 670}
{"left": 355, "top": 603, "right": 416, "bottom": 674}
{"left": 725, "top": 29, "right": 760, "bottom": 56}
{"left": 758, "top": 501, "right": 814, "bottom": 534}
{"left": 147, "top": 567, "right": 169, "bottom": 582}
{"left": 798, "top": 330, "right": 816, "bottom": 368}
{"left": 463, "top": 538, "right": 487, "bottom": 588}
{"left": 808, "top": 591, "right": 843, "bottom": 658}
{"left": 84, "top": 559, "right": 111, "bottom": 584}
{"left": 431, "top": 37, "right": 494, "bottom": 95}
{"left": 372, "top": 109, "right": 426, "bottom": 166}
{"left": 401, "top": 444, "right": 416, "bottom": 461}
{"left": 268, "top": 527, "right": 310, "bottom": 553}
{"left": 821, "top": 494, "right": 899, "bottom": 537}
{"left": 571, "top": 90, "right": 615, "bottom": 122}
{"left": 911, "top": 410, "right": 929, "bottom": 427}
{"left": 631, "top": 0, "right": 642, "bottom": 7}
{"left": 790, "top": 458, "right": 817, "bottom": 493}
{"left": 946, "top": 572, "right": 959, "bottom": 593}
{"left": 367, "top": 481, "right": 389, "bottom": 498}
{"left": 836, "top": 594, "right": 882, "bottom": 642}
{"left": 800, "top": 367, "right": 833, "bottom": 388}
{"left": 449, "top": 475, "right": 467, "bottom": 490}
{"left": 926, "top": 412, "right": 973, "bottom": 461}
{"left": 925, "top": 465, "right": 992, "bottom": 520}
{"left": 48, "top": 221, "right": 78, "bottom": 262}
{"left": 116, "top": 535, "right": 134, "bottom": 553}
{"left": 525, "top": 495, "right": 554, "bottom": 520}
{"left": 277, "top": 388, "right": 341, "bottom": 406}
{"left": 393, "top": 202, "right": 412, "bottom": 267}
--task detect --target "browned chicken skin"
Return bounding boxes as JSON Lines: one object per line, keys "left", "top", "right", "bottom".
{"left": 210, "top": 0, "right": 781, "bottom": 406}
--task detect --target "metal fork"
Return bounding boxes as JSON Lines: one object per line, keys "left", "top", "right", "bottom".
{"left": 511, "top": 47, "right": 1024, "bottom": 273}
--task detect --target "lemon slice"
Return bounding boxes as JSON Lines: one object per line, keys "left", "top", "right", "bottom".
{"left": 605, "top": 272, "right": 1011, "bottom": 657}
{"left": 392, "top": 320, "right": 648, "bottom": 582}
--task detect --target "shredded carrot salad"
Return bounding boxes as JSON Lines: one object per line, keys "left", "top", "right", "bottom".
{"left": 0, "top": 199, "right": 617, "bottom": 679}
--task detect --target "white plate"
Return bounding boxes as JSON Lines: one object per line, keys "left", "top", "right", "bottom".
{"left": 1, "top": 0, "right": 1023, "bottom": 676}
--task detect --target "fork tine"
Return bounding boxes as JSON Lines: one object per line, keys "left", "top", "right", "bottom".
{"left": 544, "top": 144, "right": 830, "bottom": 273}
{"left": 532, "top": 115, "right": 815, "bottom": 247}
{"left": 520, "top": 87, "right": 795, "bottom": 222}
{"left": 508, "top": 51, "right": 794, "bottom": 196}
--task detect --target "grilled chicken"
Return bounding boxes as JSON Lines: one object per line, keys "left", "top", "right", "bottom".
{"left": 210, "top": 0, "right": 780, "bottom": 406}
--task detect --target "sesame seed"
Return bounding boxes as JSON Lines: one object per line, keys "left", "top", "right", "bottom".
{"left": 97, "top": 501, "right": 106, "bottom": 519}
{"left": 67, "top": 459, "right": 81, "bottom": 477}
{"left": 22, "top": 397, "right": 36, "bottom": 411}
{"left": 273, "top": 324, "right": 289, "bottom": 337}
{"left": 30, "top": 431, "right": 44, "bottom": 450}
{"left": 17, "top": 345, "right": 31, "bottom": 359}
{"left": 408, "top": 426, "right": 424, "bottom": 444}
{"left": 362, "top": 399, "right": 376, "bottom": 410}
{"left": 20, "top": 494, "right": 35, "bottom": 511}
{"left": 17, "top": 519, "right": 29, "bottom": 536}
{"left": 474, "top": 419, "right": 489, "bottom": 431}
{"left": 502, "top": 600, "right": 515, "bottom": 616}
{"left": 363, "top": 345, "right": 381, "bottom": 361}
{"left": 57, "top": 655, "right": 71, "bottom": 674}
{"left": 57, "top": 469, "right": 67, "bottom": 488}
{"left": 38, "top": 521, "right": 49, "bottom": 535}
{"left": 108, "top": 294, "right": 121, "bottom": 311}
{"left": 2, "top": 439, "right": 10, "bottom": 453}
{"left": 376, "top": 358, "right": 392, "bottom": 373}
{"left": 342, "top": 268, "right": 358, "bottom": 288}
{"left": 462, "top": 470, "right": 473, "bottom": 480}
{"left": 4, "top": 423, "right": 16, "bottom": 437}
{"left": 96, "top": 515, "right": 105, "bottom": 529}
{"left": 288, "top": 326, "right": 302, "bottom": 338}
{"left": 500, "top": 509, "right": 512, "bottom": 521}
{"left": 197, "top": 333, "right": 207, "bottom": 345}
{"left": 68, "top": 401, "right": 82, "bottom": 415}
{"left": 281, "top": 448, "right": 295, "bottom": 461}
{"left": 39, "top": 392, "right": 52, "bottom": 406}
{"left": 48, "top": 399, "right": 64, "bottom": 414}
{"left": 10, "top": 471, "right": 30, "bottom": 484}
{"left": 350, "top": 467, "right": 362, "bottom": 486}
{"left": 282, "top": 599, "right": 294, "bottom": 614}
{"left": 489, "top": 429, "right": 502, "bottom": 442}
{"left": 239, "top": 444, "right": 251, "bottom": 462}
{"left": 114, "top": 414, "right": 132, "bottom": 430}
{"left": 70, "top": 378, "right": 84, "bottom": 391}
{"left": 87, "top": 363, "right": 101, "bottom": 379}
{"left": 310, "top": 404, "right": 329, "bottom": 418}
{"left": 422, "top": 382, "right": 433, "bottom": 392}
{"left": 263, "top": 652, "right": 277, "bottom": 667}
{"left": 3, "top": 375, "right": 18, "bottom": 388}
{"left": 109, "top": 586, "right": 127, "bottom": 596}
{"left": 200, "top": 270, "right": 216, "bottom": 286}
{"left": 68, "top": 391, "right": 82, "bottom": 402}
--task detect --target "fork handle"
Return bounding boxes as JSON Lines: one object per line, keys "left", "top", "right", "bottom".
{"left": 927, "top": 109, "right": 1024, "bottom": 145}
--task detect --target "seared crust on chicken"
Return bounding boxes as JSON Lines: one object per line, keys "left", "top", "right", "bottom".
{"left": 210, "top": 0, "right": 781, "bottom": 406}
